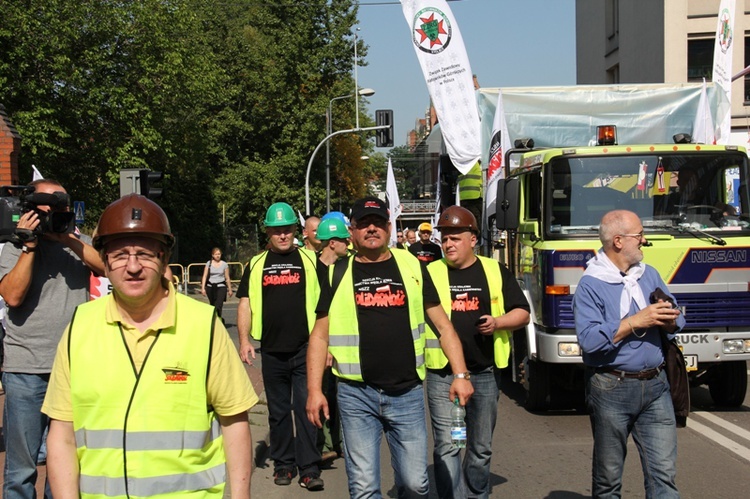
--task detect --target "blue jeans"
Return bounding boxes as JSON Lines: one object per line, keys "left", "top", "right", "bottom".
{"left": 426, "top": 368, "right": 501, "bottom": 499}
{"left": 261, "top": 346, "right": 320, "bottom": 476}
{"left": 337, "top": 380, "right": 429, "bottom": 499}
{"left": 585, "top": 369, "right": 679, "bottom": 499}
{"left": 2, "top": 372, "right": 52, "bottom": 499}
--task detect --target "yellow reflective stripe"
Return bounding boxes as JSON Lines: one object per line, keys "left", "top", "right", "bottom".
{"left": 333, "top": 360, "right": 362, "bottom": 376}
{"left": 328, "top": 335, "right": 360, "bottom": 347}
{"left": 80, "top": 462, "right": 225, "bottom": 496}
{"left": 459, "top": 186, "right": 482, "bottom": 192}
{"left": 425, "top": 338, "right": 441, "bottom": 349}
{"left": 75, "top": 419, "right": 221, "bottom": 451}
{"left": 412, "top": 324, "right": 424, "bottom": 340}
{"left": 459, "top": 174, "right": 482, "bottom": 180}
{"left": 416, "top": 353, "right": 425, "bottom": 366}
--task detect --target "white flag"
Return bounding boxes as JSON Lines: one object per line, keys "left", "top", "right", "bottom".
{"left": 692, "top": 79, "right": 715, "bottom": 145}
{"left": 31, "top": 164, "right": 44, "bottom": 181}
{"left": 712, "top": 0, "right": 735, "bottom": 144}
{"left": 401, "top": 0, "right": 480, "bottom": 174}
{"left": 485, "top": 90, "right": 512, "bottom": 226}
{"left": 430, "top": 159, "right": 442, "bottom": 243}
{"left": 386, "top": 158, "right": 402, "bottom": 247}
{"left": 298, "top": 210, "right": 306, "bottom": 228}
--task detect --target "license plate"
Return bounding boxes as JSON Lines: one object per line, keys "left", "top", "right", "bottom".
{"left": 684, "top": 354, "right": 698, "bottom": 372}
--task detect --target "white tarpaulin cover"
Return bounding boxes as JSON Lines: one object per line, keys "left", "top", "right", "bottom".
{"left": 476, "top": 83, "right": 730, "bottom": 168}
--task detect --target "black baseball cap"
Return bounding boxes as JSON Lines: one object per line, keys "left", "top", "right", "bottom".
{"left": 350, "top": 196, "right": 389, "bottom": 221}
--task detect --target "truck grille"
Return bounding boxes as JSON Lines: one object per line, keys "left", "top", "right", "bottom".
{"left": 552, "top": 293, "right": 750, "bottom": 330}
{"left": 674, "top": 292, "right": 750, "bottom": 328}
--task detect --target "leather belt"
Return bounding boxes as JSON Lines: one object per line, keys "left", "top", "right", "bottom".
{"left": 595, "top": 363, "right": 665, "bottom": 380}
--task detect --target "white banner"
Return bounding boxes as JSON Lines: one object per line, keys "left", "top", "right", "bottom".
{"left": 401, "top": 0, "right": 480, "bottom": 174}
{"left": 484, "top": 90, "right": 512, "bottom": 226}
{"left": 386, "top": 158, "right": 402, "bottom": 247}
{"left": 712, "top": 0, "right": 735, "bottom": 144}
{"left": 692, "top": 79, "right": 715, "bottom": 145}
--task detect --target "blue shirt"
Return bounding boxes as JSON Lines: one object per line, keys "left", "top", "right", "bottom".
{"left": 573, "top": 265, "right": 686, "bottom": 372}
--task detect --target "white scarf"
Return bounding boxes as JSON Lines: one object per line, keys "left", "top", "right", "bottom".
{"left": 583, "top": 249, "right": 647, "bottom": 318}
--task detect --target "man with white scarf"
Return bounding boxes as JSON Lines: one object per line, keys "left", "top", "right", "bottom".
{"left": 573, "top": 210, "right": 685, "bottom": 499}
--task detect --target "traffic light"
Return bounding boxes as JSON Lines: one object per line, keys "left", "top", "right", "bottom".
{"left": 376, "top": 109, "right": 394, "bottom": 148}
{"left": 139, "top": 169, "right": 164, "bottom": 200}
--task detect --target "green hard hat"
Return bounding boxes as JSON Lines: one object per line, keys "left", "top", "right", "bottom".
{"left": 264, "top": 202, "right": 297, "bottom": 227}
{"left": 317, "top": 217, "right": 349, "bottom": 241}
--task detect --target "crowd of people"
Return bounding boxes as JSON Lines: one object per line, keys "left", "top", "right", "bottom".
{"left": 0, "top": 178, "right": 686, "bottom": 498}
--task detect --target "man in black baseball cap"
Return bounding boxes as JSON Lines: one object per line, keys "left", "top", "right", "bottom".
{"left": 349, "top": 196, "right": 390, "bottom": 221}
{"left": 307, "top": 197, "right": 474, "bottom": 497}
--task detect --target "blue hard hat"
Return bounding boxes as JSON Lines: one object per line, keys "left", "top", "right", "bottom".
{"left": 321, "top": 210, "right": 350, "bottom": 227}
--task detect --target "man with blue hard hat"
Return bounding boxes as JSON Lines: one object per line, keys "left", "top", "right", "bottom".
{"left": 236, "top": 202, "right": 326, "bottom": 491}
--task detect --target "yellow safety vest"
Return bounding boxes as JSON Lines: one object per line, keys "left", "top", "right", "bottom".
{"left": 248, "top": 248, "right": 320, "bottom": 340}
{"left": 68, "top": 294, "right": 225, "bottom": 498}
{"left": 424, "top": 255, "right": 511, "bottom": 369}
{"left": 328, "top": 249, "right": 426, "bottom": 381}
{"left": 458, "top": 162, "right": 482, "bottom": 201}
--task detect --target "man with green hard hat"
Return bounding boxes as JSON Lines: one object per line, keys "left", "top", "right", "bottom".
{"left": 316, "top": 216, "right": 350, "bottom": 267}
{"left": 312, "top": 214, "right": 350, "bottom": 463}
{"left": 236, "top": 202, "right": 326, "bottom": 491}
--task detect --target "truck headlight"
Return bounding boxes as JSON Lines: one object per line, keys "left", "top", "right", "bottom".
{"left": 722, "top": 339, "right": 747, "bottom": 354}
{"left": 558, "top": 343, "right": 580, "bottom": 356}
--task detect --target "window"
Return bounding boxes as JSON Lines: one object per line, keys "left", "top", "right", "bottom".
{"left": 687, "top": 38, "right": 714, "bottom": 81}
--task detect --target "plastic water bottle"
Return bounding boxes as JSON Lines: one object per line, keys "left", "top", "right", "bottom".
{"left": 450, "top": 397, "right": 467, "bottom": 449}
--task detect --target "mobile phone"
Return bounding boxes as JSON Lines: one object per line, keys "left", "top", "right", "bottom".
{"left": 475, "top": 317, "right": 487, "bottom": 326}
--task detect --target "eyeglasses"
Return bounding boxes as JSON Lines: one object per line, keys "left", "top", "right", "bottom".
{"left": 618, "top": 232, "right": 645, "bottom": 240}
{"left": 107, "top": 250, "right": 163, "bottom": 270}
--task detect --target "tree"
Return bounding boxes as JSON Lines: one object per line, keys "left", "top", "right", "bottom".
{"left": 0, "top": 0, "right": 369, "bottom": 262}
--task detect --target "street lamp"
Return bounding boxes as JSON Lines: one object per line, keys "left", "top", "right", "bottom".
{"left": 325, "top": 87, "right": 375, "bottom": 212}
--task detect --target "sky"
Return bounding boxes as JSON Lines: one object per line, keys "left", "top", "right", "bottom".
{"left": 355, "top": 0, "right": 577, "bottom": 150}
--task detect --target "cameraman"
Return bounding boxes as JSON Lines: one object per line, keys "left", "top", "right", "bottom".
{"left": 0, "top": 179, "right": 104, "bottom": 498}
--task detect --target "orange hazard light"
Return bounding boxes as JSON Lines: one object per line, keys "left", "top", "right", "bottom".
{"left": 597, "top": 125, "right": 617, "bottom": 146}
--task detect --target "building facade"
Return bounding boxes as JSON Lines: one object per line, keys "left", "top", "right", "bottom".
{"left": 576, "top": 0, "right": 750, "bottom": 137}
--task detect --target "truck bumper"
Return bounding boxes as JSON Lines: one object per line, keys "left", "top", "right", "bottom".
{"left": 533, "top": 329, "right": 750, "bottom": 365}
{"left": 676, "top": 330, "right": 750, "bottom": 363}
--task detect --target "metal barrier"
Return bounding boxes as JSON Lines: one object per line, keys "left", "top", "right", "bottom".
{"left": 185, "top": 261, "right": 246, "bottom": 295}
{"left": 167, "top": 263, "right": 186, "bottom": 293}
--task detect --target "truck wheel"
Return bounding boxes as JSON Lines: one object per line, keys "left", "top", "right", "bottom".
{"left": 708, "top": 361, "right": 748, "bottom": 407}
{"left": 524, "top": 359, "right": 551, "bottom": 411}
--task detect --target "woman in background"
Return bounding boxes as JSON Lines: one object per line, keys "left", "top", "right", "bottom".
{"left": 201, "top": 247, "right": 233, "bottom": 318}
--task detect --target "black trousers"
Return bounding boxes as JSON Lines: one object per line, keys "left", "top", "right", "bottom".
{"left": 205, "top": 283, "right": 227, "bottom": 317}
{"left": 262, "top": 345, "right": 321, "bottom": 475}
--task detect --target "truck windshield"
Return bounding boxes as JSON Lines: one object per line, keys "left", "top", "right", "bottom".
{"left": 546, "top": 152, "right": 750, "bottom": 236}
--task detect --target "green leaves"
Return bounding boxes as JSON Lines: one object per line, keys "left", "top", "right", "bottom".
{"left": 0, "top": 0, "right": 373, "bottom": 262}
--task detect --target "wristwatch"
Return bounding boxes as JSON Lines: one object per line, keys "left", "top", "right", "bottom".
{"left": 21, "top": 245, "right": 37, "bottom": 253}
{"left": 453, "top": 372, "right": 471, "bottom": 380}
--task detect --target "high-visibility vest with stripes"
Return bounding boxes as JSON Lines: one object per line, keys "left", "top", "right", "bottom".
{"left": 424, "top": 255, "right": 511, "bottom": 369}
{"left": 69, "top": 294, "right": 225, "bottom": 498}
{"left": 248, "top": 248, "right": 320, "bottom": 340}
{"left": 328, "top": 249, "right": 426, "bottom": 381}
{"left": 458, "top": 162, "right": 482, "bottom": 201}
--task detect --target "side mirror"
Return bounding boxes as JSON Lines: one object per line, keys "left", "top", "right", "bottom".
{"left": 495, "top": 178, "right": 520, "bottom": 231}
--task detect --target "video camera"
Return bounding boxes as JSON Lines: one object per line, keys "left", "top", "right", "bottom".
{"left": 0, "top": 185, "right": 75, "bottom": 244}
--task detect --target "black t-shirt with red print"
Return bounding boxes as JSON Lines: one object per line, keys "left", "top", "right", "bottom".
{"left": 423, "top": 259, "right": 529, "bottom": 373}
{"left": 408, "top": 241, "right": 442, "bottom": 264}
{"left": 352, "top": 258, "right": 421, "bottom": 392}
{"left": 237, "top": 249, "right": 313, "bottom": 354}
